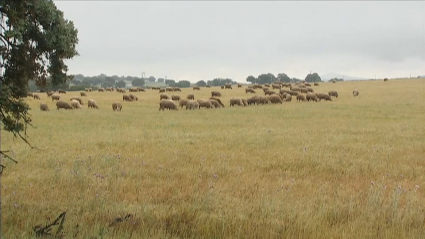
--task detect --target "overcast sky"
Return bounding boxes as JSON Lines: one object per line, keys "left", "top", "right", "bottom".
{"left": 54, "top": 1, "right": 425, "bottom": 82}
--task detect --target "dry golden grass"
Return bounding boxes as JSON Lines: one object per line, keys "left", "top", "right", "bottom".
{"left": 1, "top": 79, "right": 425, "bottom": 238}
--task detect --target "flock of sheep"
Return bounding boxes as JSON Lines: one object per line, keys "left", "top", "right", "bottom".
{"left": 26, "top": 81, "right": 361, "bottom": 112}
{"left": 156, "top": 82, "right": 350, "bottom": 111}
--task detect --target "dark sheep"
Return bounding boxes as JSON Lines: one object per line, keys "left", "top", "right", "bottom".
{"left": 33, "top": 94, "right": 41, "bottom": 100}
{"left": 172, "top": 95, "right": 181, "bottom": 101}
{"left": 56, "top": 100, "right": 73, "bottom": 110}
{"left": 40, "top": 103, "right": 50, "bottom": 111}
{"left": 245, "top": 88, "right": 256, "bottom": 94}
{"left": 187, "top": 94, "right": 195, "bottom": 100}
{"left": 160, "top": 94, "right": 169, "bottom": 100}
{"left": 51, "top": 94, "right": 60, "bottom": 101}
{"left": 296, "top": 94, "right": 306, "bottom": 102}
{"left": 306, "top": 93, "right": 318, "bottom": 102}
{"left": 328, "top": 91, "right": 338, "bottom": 98}
{"left": 193, "top": 86, "right": 201, "bottom": 90}
{"left": 186, "top": 100, "right": 199, "bottom": 110}
{"left": 112, "top": 102, "right": 122, "bottom": 111}
{"left": 211, "top": 91, "right": 222, "bottom": 97}
{"left": 179, "top": 99, "right": 188, "bottom": 108}
{"left": 224, "top": 84, "right": 232, "bottom": 89}
{"left": 159, "top": 99, "right": 178, "bottom": 111}
{"left": 123, "top": 95, "right": 133, "bottom": 101}
{"left": 80, "top": 92, "right": 87, "bottom": 97}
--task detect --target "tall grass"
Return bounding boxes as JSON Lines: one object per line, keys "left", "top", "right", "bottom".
{"left": 1, "top": 79, "right": 425, "bottom": 238}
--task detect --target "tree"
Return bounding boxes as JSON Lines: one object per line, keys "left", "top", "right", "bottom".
{"left": 305, "top": 73, "right": 322, "bottom": 83}
{"left": 0, "top": 0, "right": 79, "bottom": 233}
{"left": 246, "top": 75, "right": 257, "bottom": 84}
{"left": 131, "top": 78, "right": 145, "bottom": 87}
{"left": 174, "top": 80, "right": 190, "bottom": 88}
{"left": 115, "top": 80, "right": 126, "bottom": 88}
{"left": 196, "top": 80, "right": 206, "bottom": 87}
{"left": 277, "top": 73, "right": 291, "bottom": 83}
{"left": 157, "top": 78, "right": 164, "bottom": 83}
{"left": 147, "top": 76, "right": 156, "bottom": 82}
{"left": 165, "top": 79, "right": 175, "bottom": 86}
{"left": 257, "top": 73, "right": 276, "bottom": 84}
{"left": 0, "top": 0, "right": 78, "bottom": 137}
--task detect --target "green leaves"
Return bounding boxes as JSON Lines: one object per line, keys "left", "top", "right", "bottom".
{"left": 0, "top": 0, "right": 79, "bottom": 136}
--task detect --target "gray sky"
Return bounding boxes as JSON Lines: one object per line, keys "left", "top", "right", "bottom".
{"left": 54, "top": 1, "right": 425, "bottom": 82}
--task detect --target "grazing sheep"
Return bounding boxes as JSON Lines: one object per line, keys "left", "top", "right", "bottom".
{"left": 300, "top": 88, "right": 308, "bottom": 93}
{"left": 245, "top": 88, "right": 256, "bottom": 94}
{"left": 328, "top": 91, "right": 338, "bottom": 98}
{"left": 211, "top": 91, "right": 222, "bottom": 97}
{"left": 247, "top": 96, "right": 256, "bottom": 105}
{"left": 353, "top": 90, "right": 359, "bottom": 96}
{"left": 70, "top": 100, "right": 82, "bottom": 109}
{"left": 160, "top": 94, "right": 169, "bottom": 100}
{"left": 159, "top": 99, "right": 178, "bottom": 111}
{"left": 58, "top": 89, "right": 66, "bottom": 94}
{"left": 208, "top": 99, "right": 222, "bottom": 108}
{"left": 284, "top": 95, "right": 292, "bottom": 102}
{"left": 197, "top": 99, "right": 215, "bottom": 109}
{"left": 230, "top": 97, "right": 244, "bottom": 107}
{"left": 264, "top": 90, "right": 276, "bottom": 96}
{"left": 159, "top": 89, "right": 165, "bottom": 93}
{"left": 112, "top": 102, "right": 122, "bottom": 111}
{"left": 129, "top": 94, "right": 138, "bottom": 101}
{"left": 272, "top": 84, "right": 281, "bottom": 89}
{"left": 40, "top": 103, "right": 50, "bottom": 111}
{"left": 70, "top": 97, "right": 84, "bottom": 105}
{"left": 306, "top": 93, "right": 318, "bottom": 102}
{"left": 123, "top": 95, "right": 133, "bottom": 101}
{"left": 268, "top": 94, "right": 283, "bottom": 104}
{"left": 316, "top": 93, "right": 332, "bottom": 101}
{"left": 46, "top": 91, "right": 54, "bottom": 97}
{"left": 27, "top": 92, "right": 34, "bottom": 98}
{"left": 221, "top": 86, "right": 224, "bottom": 89}
{"left": 173, "top": 87, "right": 181, "bottom": 92}
{"left": 314, "top": 83, "right": 319, "bottom": 86}
{"left": 307, "top": 87, "right": 314, "bottom": 92}
{"left": 33, "top": 94, "right": 41, "bottom": 100}
{"left": 255, "top": 95, "right": 271, "bottom": 105}
{"left": 172, "top": 95, "right": 181, "bottom": 101}
{"left": 186, "top": 100, "right": 199, "bottom": 110}
{"left": 210, "top": 97, "right": 225, "bottom": 107}
{"left": 193, "top": 86, "right": 201, "bottom": 90}
{"left": 384, "top": 78, "right": 388, "bottom": 82}
{"left": 296, "top": 95, "right": 306, "bottom": 102}
{"left": 51, "top": 94, "right": 60, "bottom": 101}
{"left": 238, "top": 84, "right": 242, "bottom": 88}
{"left": 187, "top": 94, "right": 194, "bottom": 100}
{"left": 179, "top": 99, "right": 188, "bottom": 108}
{"left": 80, "top": 92, "right": 87, "bottom": 97}
{"left": 206, "top": 85, "right": 211, "bottom": 88}
{"left": 289, "top": 91, "right": 299, "bottom": 96}
{"left": 56, "top": 100, "right": 73, "bottom": 110}
{"left": 88, "top": 99, "right": 99, "bottom": 109}
{"left": 98, "top": 88, "right": 105, "bottom": 92}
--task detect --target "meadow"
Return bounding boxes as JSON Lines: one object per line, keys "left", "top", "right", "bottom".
{"left": 1, "top": 78, "right": 425, "bottom": 238}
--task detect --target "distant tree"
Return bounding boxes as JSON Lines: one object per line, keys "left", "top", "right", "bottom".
{"left": 157, "top": 78, "right": 165, "bottom": 83}
{"left": 257, "top": 73, "right": 276, "bottom": 84}
{"left": 305, "top": 73, "right": 322, "bottom": 82}
{"left": 148, "top": 76, "right": 156, "bottom": 82}
{"left": 74, "top": 74, "right": 85, "bottom": 80}
{"left": 277, "top": 73, "right": 291, "bottom": 83}
{"left": 196, "top": 80, "right": 207, "bottom": 87}
{"left": 165, "top": 79, "right": 176, "bottom": 86}
{"left": 246, "top": 75, "right": 257, "bottom": 84}
{"left": 207, "top": 78, "right": 233, "bottom": 86}
{"left": 115, "top": 80, "right": 126, "bottom": 88}
{"left": 175, "top": 80, "right": 191, "bottom": 88}
{"left": 132, "top": 78, "right": 145, "bottom": 87}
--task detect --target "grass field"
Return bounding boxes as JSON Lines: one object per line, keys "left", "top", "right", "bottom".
{"left": 1, "top": 79, "right": 425, "bottom": 238}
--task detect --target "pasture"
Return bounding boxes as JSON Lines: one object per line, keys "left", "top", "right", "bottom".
{"left": 1, "top": 78, "right": 425, "bottom": 238}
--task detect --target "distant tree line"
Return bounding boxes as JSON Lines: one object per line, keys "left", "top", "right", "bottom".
{"left": 245, "top": 72, "right": 322, "bottom": 84}
{"left": 328, "top": 78, "right": 344, "bottom": 82}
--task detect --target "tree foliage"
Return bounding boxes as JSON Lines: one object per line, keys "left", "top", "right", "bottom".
{"left": 246, "top": 75, "right": 257, "bottom": 84}
{"left": 0, "top": 0, "right": 79, "bottom": 137}
{"left": 196, "top": 80, "right": 206, "bottom": 87}
{"left": 165, "top": 79, "right": 175, "bottom": 86}
{"left": 131, "top": 78, "right": 145, "bottom": 87}
{"left": 257, "top": 73, "right": 276, "bottom": 84}
{"left": 174, "top": 80, "right": 190, "bottom": 88}
{"left": 147, "top": 76, "right": 156, "bottom": 82}
{"left": 207, "top": 78, "right": 234, "bottom": 86}
{"left": 277, "top": 73, "right": 291, "bottom": 83}
{"left": 305, "top": 73, "right": 322, "bottom": 82}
